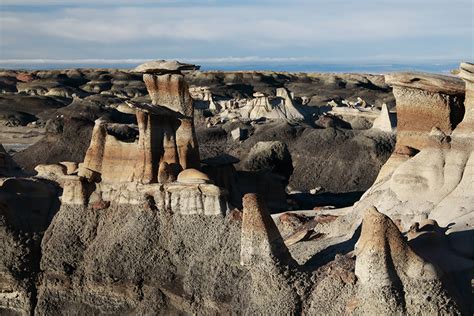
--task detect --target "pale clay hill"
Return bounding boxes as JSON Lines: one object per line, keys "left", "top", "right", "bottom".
{"left": 0, "top": 60, "right": 472, "bottom": 315}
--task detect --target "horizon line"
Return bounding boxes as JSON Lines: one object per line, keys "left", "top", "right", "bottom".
{"left": 0, "top": 57, "right": 465, "bottom": 65}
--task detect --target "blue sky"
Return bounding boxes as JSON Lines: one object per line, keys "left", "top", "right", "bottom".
{"left": 0, "top": 0, "right": 472, "bottom": 64}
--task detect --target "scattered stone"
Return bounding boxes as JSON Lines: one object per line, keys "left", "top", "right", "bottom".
{"left": 309, "top": 187, "right": 322, "bottom": 195}
{"left": 231, "top": 127, "right": 248, "bottom": 141}
{"left": 177, "top": 168, "right": 210, "bottom": 184}
{"left": 90, "top": 199, "right": 110, "bottom": 211}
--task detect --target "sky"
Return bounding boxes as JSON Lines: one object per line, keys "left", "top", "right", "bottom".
{"left": 0, "top": 0, "right": 472, "bottom": 65}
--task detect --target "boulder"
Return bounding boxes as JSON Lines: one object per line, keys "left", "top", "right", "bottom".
{"left": 230, "top": 127, "right": 248, "bottom": 141}
{"left": 177, "top": 168, "right": 210, "bottom": 184}
{"left": 34, "top": 164, "right": 67, "bottom": 182}
{"left": 244, "top": 141, "right": 293, "bottom": 181}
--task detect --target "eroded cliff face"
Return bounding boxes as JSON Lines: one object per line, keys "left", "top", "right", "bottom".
{"left": 347, "top": 66, "right": 474, "bottom": 312}
{"left": 355, "top": 68, "right": 473, "bottom": 230}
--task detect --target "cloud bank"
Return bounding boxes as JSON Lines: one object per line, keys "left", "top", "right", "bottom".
{"left": 0, "top": 0, "right": 472, "bottom": 62}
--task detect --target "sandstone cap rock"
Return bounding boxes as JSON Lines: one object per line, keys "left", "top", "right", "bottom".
{"left": 133, "top": 60, "right": 200, "bottom": 74}
{"left": 59, "top": 161, "right": 78, "bottom": 175}
{"left": 116, "top": 103, "right": 136, "bottom": 114}
{"left": 253, "top": 92, "right": 266, "bottom": 98}
{"left": 459, "top": 62, "right": 474, "bottom": 82}
{"left": 177, "top": 168, "right": 210, "bottom": 184}
{"left": 385, "top": 72, "right": 464, "bottom": 95}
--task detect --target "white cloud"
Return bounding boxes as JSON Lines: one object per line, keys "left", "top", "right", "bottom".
{"left": 1, "top": 0, "right": 155, "bottom": 4}
{"left": 2, "top": 5, "right": 470, "bottom": 43}
{"left": 0, "top": 0, "right": 471, "bottom": 60}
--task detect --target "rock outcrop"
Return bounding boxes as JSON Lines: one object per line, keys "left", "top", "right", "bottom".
{"left": 385, "top": 72, "right": 464, "bottom": 151}
{"left": 242, "top": 89, "right": 305, "bottom": 121}
{"left": 354, "top": 207, "right": 459, "bottom": 314}
{"left": 244, "top": 140, "right": 293, "bottom": 181}
{"left": 2, "top": 61, "right": 473, "bottom": 314}
{"left": 80, "top": 61, "right": 200, "bottom": 186}
{"left": 61, "top": 61, "right": 228, "bottom": 216}
{"left": 189, "top": 86, "right": 221, "bottom": 112}
{"left": 240, "top": 193, "right": 295, "bottom": 266}
{"left": 0, "top": 178, "right": 60, "bottom": 314}
{"left": 0, "top": 144, "right": 20, "bottom": 176}
{"left": 372, "top": 103, "right": 397, "bottom": 132}
{"left": 348, "top": 64, "right": 474, "bottom": 313}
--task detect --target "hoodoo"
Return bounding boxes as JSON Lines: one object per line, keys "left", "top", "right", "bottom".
{"left": 55, "top": 61, "right": 229, "bottom": 215}
{"left": 80, "top": 60, "right": 201, "bottom": 185}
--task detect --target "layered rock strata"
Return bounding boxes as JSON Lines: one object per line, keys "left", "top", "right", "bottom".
{"left": 58, "top": 61, "right": 228, "bottom": 216}
{"left": 346, "top": 64, "right": 474, "bottom": 312}
{"left": 359, "top": 68, "right": 472, "bottom": 228}
{"left": 385, "top": 72, "right": 464, "bottom": 151}
{"left": 80, "top": 62, "right": 200, "bottom": 185}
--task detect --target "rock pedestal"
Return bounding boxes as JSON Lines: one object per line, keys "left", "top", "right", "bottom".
{"left": 59, "top": 61, "right": 228, "bottom": 216}
{"left": 385, "top": 72, "right": 464, "bottom": 151}
{"left": 80, "top": 61, "right": 200, "bottom": 185}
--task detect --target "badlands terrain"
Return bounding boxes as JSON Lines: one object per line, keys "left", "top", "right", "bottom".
{"left": 0, "top": 60, "right": 472, "bottom": 315}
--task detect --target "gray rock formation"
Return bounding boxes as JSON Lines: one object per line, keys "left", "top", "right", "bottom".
{"left": 240, "top": 193, "right": 295, "bottom": 266}
{"left": 372, "top": 103, "right": 396, "bottom": 132}
{"left": 354, "top": 206, "right": 459, "bottom": 314}
{"left": 244, "top": 140, "right": 293, "bottom": 181}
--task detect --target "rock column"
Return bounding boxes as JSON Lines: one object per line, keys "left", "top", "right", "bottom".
{"left": 385, "top": 72, "right": 464, "bottom": 152}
